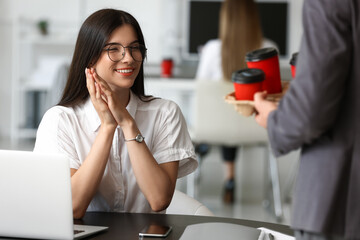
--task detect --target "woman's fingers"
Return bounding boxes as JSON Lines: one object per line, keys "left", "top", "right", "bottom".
{"left": 87, "top": 68, "right": 127, "bottom": 126}
{"left": 97, "top": 83, "right": 109, "bottom": 103}
{"left": 95, "top": 82, "right": 101, "bottom": 100}
{"left": 86, "top": 68, "right": 97, "bottom": 99}
{"left": 86, "top": 68, "right": 106, "bottom": 106}
{"left": 90, "top": 69, "right": 115, "bottom": 105}
{"left": 86, "top": 68, "right": 116, "bottom": 126}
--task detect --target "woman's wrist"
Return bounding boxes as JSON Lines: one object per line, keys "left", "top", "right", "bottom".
{"left": 117, "top": 111, "right": 135, "bottom": 128}
{"left": 120, "top": 119, "right": 141, "bottom": 140}
{"left": 100, "top": 123, "right": 117, "bottom": 134}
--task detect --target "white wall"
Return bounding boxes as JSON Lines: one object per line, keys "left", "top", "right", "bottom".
{"left": 0, "top": 1, "right": 13, "bottom": 139}
{"left": 0, "top": 0, "right": 304, "bottom": 138}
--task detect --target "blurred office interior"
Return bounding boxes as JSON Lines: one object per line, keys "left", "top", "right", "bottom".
{"left": 0, "top": 0, "right": 303, "bottom": 224}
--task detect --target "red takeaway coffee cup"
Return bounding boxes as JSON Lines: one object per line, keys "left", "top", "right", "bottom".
{"left": 246, "top": 47, "right": 282, "bottom": 94}
{"left": 161, "top": 58, "right": 173, "bottom": 78}
{"left": 232, "top": 68, "right": 265, "bottom": 101}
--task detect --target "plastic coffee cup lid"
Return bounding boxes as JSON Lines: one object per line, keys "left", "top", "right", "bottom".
{"left": 232, "top": 68, "right": 265, "bottom": 84}
{"left": 245, "top": 47, "right": 278, "bottom": 62}
{"left": 162, "top": 58, "right": 173, "bottom": 62}
{"left": 290, "top": 52, "right": 299, "bottom": 66}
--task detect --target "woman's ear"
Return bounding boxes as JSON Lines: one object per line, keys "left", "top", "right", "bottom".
{"left": 88, "top": 59, "right": 96, "bottom": 68}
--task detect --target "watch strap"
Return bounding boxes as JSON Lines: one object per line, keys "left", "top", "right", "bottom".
{"left": 125, "top": 133, "right": 144, "bottom": 143}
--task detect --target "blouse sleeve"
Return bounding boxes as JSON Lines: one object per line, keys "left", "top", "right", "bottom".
{"left": 33, "top": 107, "right": 81, "bottom": 169}
{"left": 151, "top": 100, "right": 198, "bottom": 178}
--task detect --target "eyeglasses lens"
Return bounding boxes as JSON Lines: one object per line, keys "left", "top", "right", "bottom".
{"left": 107, "top": 44, "right": 145, "bottom": 62}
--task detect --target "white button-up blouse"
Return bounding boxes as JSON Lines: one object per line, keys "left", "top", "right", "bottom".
{"left": 33, "top": 91, "right": 197, "bottom": 213}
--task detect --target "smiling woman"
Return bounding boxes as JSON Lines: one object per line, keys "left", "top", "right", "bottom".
{"left": 93, "top": 24, "right": 143, "bottom": 92}
{"left": 32, "top": 8, "right": 198, "bottom": 219}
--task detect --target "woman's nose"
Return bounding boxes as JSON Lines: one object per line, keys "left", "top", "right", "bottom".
{"left": 121, "top": 48, "right": 134, "bottom": 63}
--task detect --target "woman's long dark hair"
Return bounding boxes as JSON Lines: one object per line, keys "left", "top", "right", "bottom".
{"left": 58, "top": 9, "right": 149, "bottom": 107}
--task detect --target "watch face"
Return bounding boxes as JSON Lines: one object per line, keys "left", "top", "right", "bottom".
{"left": 135, "top": 134, "right": 144, "bottom": 142}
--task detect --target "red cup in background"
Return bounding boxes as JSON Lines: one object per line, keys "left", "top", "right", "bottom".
{"left": 232, "top": 68, "right": 265, "bottom": 100}
{"left": 246, "top": 47, "right": 282, "bottom": 94}
{"left": 161, "top": 58, "right": 173, "bottom": 78}
{"left": 289, "top": 52, "right": 298, "bottom": 79}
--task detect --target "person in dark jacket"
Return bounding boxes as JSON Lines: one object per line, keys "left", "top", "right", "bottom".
{"left": 254, "top": 0, "right": 360, "bottom": 239}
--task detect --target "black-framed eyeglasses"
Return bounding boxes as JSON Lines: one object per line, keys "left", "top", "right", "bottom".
{"left": 103, "top": 43, "right": 147, "bottom": 62}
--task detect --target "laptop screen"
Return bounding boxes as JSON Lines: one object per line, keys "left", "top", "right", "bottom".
{"left": 0, "top": 150, "right": 74, "bottom": 239}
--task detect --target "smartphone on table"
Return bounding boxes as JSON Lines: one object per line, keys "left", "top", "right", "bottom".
{"left": 139, "top": 224, "right": 172, "bottom": 238}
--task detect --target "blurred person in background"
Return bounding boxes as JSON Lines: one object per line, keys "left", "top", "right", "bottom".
{"left": 196, "top": 0, "right": 276, "bottom": 204}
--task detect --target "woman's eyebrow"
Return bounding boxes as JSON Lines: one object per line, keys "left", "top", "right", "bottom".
{"left": 106, "top": 40, "right": 140, "bottom": 45}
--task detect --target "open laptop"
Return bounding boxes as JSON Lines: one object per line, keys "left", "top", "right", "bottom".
{"left": 0, "top": 150, "right": 108, "bottom": 239}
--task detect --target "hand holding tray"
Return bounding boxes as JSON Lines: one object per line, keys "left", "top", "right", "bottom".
{"left": 225, "top": 81, "right": 290, "bottom": 117}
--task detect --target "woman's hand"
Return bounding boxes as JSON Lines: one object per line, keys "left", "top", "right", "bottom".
{"left": 86, "top": 68, "right": 117, "bottom": 129}
{"left": 253, "top": 91, "right": 278, "bottom": 128}
{"left": 89, "top": 69, "right": 134, "bottom": 127}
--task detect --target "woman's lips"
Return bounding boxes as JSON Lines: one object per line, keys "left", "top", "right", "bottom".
{"left": 115, "top": 68, "right": 134, "bottom": 76}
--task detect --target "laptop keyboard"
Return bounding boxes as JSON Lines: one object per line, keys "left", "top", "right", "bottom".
{"left": 74, "top": 230, "right": 85, "bottom": 235}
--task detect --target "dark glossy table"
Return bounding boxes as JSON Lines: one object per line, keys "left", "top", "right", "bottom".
{"left": 74, "top": 212, "right": 294, "bottom": 239}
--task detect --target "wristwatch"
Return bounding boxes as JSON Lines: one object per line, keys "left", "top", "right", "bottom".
{"left": 125, "top": 133, "right": 145, "bottom": 143}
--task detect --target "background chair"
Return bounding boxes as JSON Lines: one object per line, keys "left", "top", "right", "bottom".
{"left": 190, "top": 80, "right": 283, "bottom": 221}
{"left": 166, "top": 190, "right": 214, "bottom": 216}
